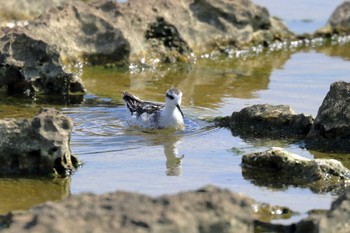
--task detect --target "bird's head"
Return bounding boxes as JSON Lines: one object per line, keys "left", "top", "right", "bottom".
{"left": 165, "top": 88, "right": 184, "bottom": 117}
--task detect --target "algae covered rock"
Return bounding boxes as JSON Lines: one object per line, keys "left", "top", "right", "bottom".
{"left": 305, "top": 81, "right": 350, "bottom": 152}
{"left": 242, "top": 147, "right": 350, "bottom": 193}
{"left": 0, "top": 108, "right": 77, "bottom": 176}
{"left": 217, "top": 104, "right": 313, "bottom": 140}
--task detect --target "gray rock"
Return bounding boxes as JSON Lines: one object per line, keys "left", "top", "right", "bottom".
{"left": 293, "top": 188, "right": 350, "bottom": 233}
{"left": 0, "top": 28, "right": 85, "bottom": 99}
{"left": 107, "top": 0, "right": 294, "bottom": 63}
{"left": 26, "top": 2, "right": 130, "bottom": 66}
{"left": 3, "top": 185, "right": 255, "bottom": 233}
{"left": 0, "top": 108, "right": 77, "bottom": 176}
{"left": 242, "top": 147, "right": 350, "bottom": 193}
{"left": 305, "top": 81, "right": 350, "bottom": 152}
{"left": 317, "top": 1, "right": 350, "bottom": 36}
{"left": 0, "top": 0, "right": 87, "bottom": 25}
{"left": 1, "top": 0, "right": 294, "bottom": 66}
{"left": 216, "top": 104, "right": 313, "bottom": 140}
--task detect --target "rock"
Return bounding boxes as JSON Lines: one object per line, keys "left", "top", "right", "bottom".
{"left": 241, "top": 147, "right": 350, "bottom": 193}
{"left": 108, "top": 0, "right": 294, "bottom": 63}
{"left": 1, "top": 0, "right": 294, "bottom": 67}
{"left": 0, "top": 0, "right": 87, "bottom": 26}
{"left": 305, "top": 81, "right": 350, "bottom": 152}
{"left": 316, "top": 2, "right": 350, "bottom": 36}
{"left": 26, "top": 2, "right": 131, "bottom": 66}
{"left": 3, "top": 185, "right": 255, "bottom": 233}
{"left": 0, "top": 108, "right": 77, "bottom": 176}
{"left": 216, "top": 104, "right": 314, "bottom": 140}
{"left": 0, "top": 28, "right": 85, "bottom": 99}
{"left": 292, "top": 188, "right": 350, "bottom": 233}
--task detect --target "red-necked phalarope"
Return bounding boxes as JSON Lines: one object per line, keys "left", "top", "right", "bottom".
{"left": 122, "top": 88, "right": 185, "bottom": 130}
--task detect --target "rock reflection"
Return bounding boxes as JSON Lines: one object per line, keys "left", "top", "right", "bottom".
{"left": 81, "top": 49, "right": 293, "bottom": 109}
{"left": 0, "top": 177, "right": 70, "bottom": 214}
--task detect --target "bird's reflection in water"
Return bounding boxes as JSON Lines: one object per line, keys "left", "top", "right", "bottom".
{"left": 163, "top": 135, "right": 184, "bottom": 176}
{"left": 145, "top": 130, "right": 184, "bottom": 176}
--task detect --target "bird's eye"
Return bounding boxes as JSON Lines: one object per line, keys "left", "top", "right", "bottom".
{"left": 166, "top": 93, "right": 174, "bottom": 100}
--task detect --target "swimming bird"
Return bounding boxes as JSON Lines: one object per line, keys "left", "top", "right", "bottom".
{"left": 122, "top": 88, "right": 185, "bottom": 130}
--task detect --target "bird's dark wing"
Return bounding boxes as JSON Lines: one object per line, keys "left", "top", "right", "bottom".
{"left": 122, "top": 92, "right": 164, "bottom": 116}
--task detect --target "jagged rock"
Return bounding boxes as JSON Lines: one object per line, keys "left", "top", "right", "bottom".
{"left": 0, "top": 108, "right": 77, "bottom": 176}
{"left": 1, "top": 0, "right": 294, "bottom": 67}
{"left": 26, "top": 2, "right": 131, "bottom": 66}
{"left": 216, "top": 104, "right": 313, "bottom": 140}
{"left": 107, "top": 0, "right": 295, "bottom": 63}
{"left": 292, "top": 188, "right": 350, "bottom": 233}
{"left": 0, "top": 28, "right": 85, "bottom": 99}
{"left": 316, "top": 1, "right": 350, "bottom": 36}
{"left": 242, "top": 147, "right": 350, "bottom": 193}
{"left": 305, "top": 81, "right": 350, "bottom": 152}
{"left": 3, "top": 185, "right": 255, "bottom": 233}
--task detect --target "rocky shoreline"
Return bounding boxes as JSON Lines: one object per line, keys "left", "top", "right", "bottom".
{"left": 0, "top": 0, "right": 350, "bottom": 232}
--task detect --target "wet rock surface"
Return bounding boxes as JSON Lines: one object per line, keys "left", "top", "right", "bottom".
{"left": 0, "top": 28, "right": 85, "bottom": 99}
{"left": 0, "top": 108, "right": 77, "bottom": 176}
{"left": 305, "top": 81, "right": 350, "bottom": 152}
{"left": 216, "top": 104, "right": 314, "bottom": 140}
{"left": 3, "top": 185, "right": 255, "bottom": 233}
{"left": 242, "top": 147, "right": 350, "bottom": 193}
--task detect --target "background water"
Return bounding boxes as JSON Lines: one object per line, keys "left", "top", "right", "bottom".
{"left": 0, "top": 0, "right": 350, "bottom": 226}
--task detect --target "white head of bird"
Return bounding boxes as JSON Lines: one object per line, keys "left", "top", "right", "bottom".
{"left": 164, "top": 88, "right": 184, "bottom": 117}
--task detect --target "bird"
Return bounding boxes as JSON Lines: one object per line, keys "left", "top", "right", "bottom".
{"left": 121, "top": 88, "right": 185, "bottom": 130}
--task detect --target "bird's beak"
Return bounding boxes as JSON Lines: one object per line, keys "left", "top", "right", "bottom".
{"left": 176, "top": 104, "right": 184, "bottom": 118}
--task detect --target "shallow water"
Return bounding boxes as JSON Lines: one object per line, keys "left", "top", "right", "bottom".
{"left": 0, "top": 0, "right": 350, "bottom": 226}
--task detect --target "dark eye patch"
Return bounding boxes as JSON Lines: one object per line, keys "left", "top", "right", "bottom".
{"left": 166, "top": 93, "right": 174, "bottom": 100}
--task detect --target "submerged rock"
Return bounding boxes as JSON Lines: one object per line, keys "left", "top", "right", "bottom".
{"left": 0, "top": 28, "right": 85, "bottom": 99}
{"left": 242, "top": 148, "right": 350, "bottom": 193}
{"left": 305, "top": 81, "right": 350, "bottom": 152}
{"left": 317, "top": 1, "right": 350, "bottom": 36}
{"left": 0, "top": 108, "right": 77, "bottom": 176}
{"left": 216, "top": 104, "right": 313, "bottom": 140}
{"left": 3, "top": 185, "right": 255, "bottom": 233}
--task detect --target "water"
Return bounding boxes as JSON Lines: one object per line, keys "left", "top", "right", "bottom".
{"left": 0, "top": 0, "right": 350, "bottom": 226}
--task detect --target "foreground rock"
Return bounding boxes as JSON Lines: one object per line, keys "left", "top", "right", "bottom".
{"left": 317, "top": 1, "right": 350, "bottom": 36}
{"left": 292, "top": 188, "right": 350, "bottom": 233}
{"left": 3, "top": 186, "right": 255, "bottom": 233}
{"left": 0, "top": 108, "right": 77, "bottom": 176}
{"left": 216, "top": 104, "right": 313, "bottom": 140}
{"left": 242, "top": 147, "right": 350, "bottom": 193}
{"left": 305, "top": 81, "right": 350, "bottom": 152}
